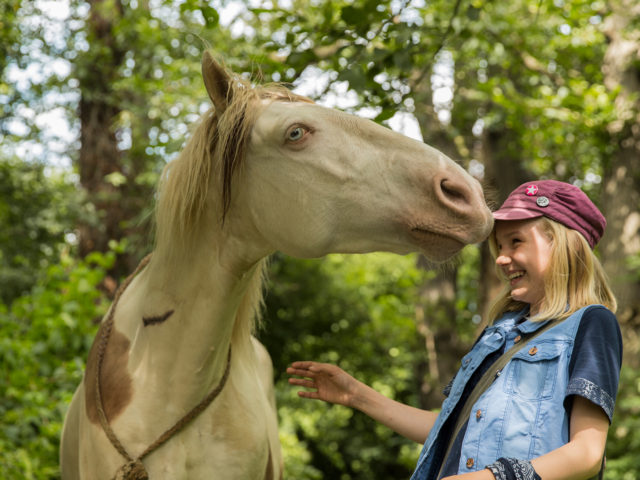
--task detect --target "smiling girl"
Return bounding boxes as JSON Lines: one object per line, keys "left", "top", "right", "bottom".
{"left": 288, "top": 180, "right": 622, "bottom": 480}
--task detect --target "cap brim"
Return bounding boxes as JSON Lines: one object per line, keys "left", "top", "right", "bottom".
{"left": 493, "top": 207, "right": 544, "bottom": 221}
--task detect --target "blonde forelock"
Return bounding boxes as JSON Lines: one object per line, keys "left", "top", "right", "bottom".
{"left": 154, "top": 74, "right": 313, "bottom": 252}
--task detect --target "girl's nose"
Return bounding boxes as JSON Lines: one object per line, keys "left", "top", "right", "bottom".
{"left": 495, "top": 254, "right": 510, "bottom": 266}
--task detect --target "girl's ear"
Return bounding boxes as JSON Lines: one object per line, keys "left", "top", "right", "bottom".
{"left": 202, "top": 51, "right": 232, "bottom": 114}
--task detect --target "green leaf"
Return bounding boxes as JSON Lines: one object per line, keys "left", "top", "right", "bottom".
{"left": 341, "top": 5, "right": 362, "bottom": 25}
{"left": 201, "top": 6, "right": 219, "bottom": 28}
{"left": 338, "top": 68, "right": 366, "bottom": 91}
{"left": 375, "top": 108, "right": 395, "bottom": 122}
{"left": 104, "top": 171, "right": 127, "bottom": 187}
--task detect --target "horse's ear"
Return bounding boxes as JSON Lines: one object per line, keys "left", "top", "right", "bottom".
{"left": 202, "top": 51, "right": 231, "bottom": 114}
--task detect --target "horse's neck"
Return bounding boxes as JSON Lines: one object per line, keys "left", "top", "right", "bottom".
{"left": 115, "top": 248, "right": 261, "bottom": 407}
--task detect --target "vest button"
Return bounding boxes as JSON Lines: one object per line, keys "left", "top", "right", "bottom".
{"left": 466, "top": 457, "right": 475, "bottom": 468}
{"left": 475, "top": 409, "right": 482, "bottom": 420}
{"left": 529, "top": 346, "right": 538, "bottom": 355}
{"left": 514, "top": 335, "right": 522, "bottom": 343}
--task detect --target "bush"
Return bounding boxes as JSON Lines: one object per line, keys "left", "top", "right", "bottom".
{"left": 261, "top": 252, "right": 432, "bottom": 479}
{"left": 0, "top": 251, "right": 113, "bottom": 479}
{"left": 0, "top": 157, "right": 82, "bottom": 305}
{"left": 605, "top": 365, "right": 640, "bottom": 479}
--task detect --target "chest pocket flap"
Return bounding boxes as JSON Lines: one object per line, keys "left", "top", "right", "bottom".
{"left": 504, "top": 340, "right": 567, "bottom": 400}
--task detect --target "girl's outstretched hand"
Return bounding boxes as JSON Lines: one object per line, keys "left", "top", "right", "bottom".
{"left": 287, "top": 361, "right": 361, "bottom": 407}
{"left": 288, "top": 360, "right": 438, "bottom": 444}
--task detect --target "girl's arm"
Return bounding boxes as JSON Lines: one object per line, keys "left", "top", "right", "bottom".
{"left": 442, "top": 396, "right": 609, "bottom": 480}
{"left": 530, "top": 395, "right": 609, "bottom": 479}
{"left": 287, "top": 361, "right": 438, "bottom": 444}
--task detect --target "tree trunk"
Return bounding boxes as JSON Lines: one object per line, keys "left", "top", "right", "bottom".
{"left": 478, "top": 126, "right": 532, "bottom": 321}
{"left": 77, "top": 97, "right": 123, "bottom": 255}
{"left": 414, "top": 263, "right": 469, "bottom": 409}
{"left": 76, "top": 0, "right": 135, "bottom": 281}
{"left": 599, "top": 0, "right": 640, "bottom": 363}
{"left": 411, "top": 83, "right": 471, "bottom": 409}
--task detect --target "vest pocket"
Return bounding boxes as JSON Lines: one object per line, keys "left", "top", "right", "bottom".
{"left": 504, "top": 341, "right": 565, "bottom": 400}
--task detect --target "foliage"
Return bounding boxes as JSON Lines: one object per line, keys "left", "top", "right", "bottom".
{"left": 238, "top": 0, "right": 617, "bottom": 186}
{"left": 2, "top": 0, "right": 225, "bottom": 163}
{"left": 606, "top": 366, "right": 640, "bottom": 479}
{"left": 0, "top": 157, "right": 82, "bottom": 304}
{"left": 0, "top": 251, "right": 112, "bottom": 479}
{"left": 260, "top": 252, "right": 434, "bottom": 478}
{"left": 1, "top": 0, "right": 243, "bottom": 269}
{"left": 0, "top": 0, "right": 23, "bottom": 124}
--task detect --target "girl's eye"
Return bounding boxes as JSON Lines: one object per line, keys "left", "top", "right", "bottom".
{"left": 286, "top": 125, "right": 309, "bottom": 143}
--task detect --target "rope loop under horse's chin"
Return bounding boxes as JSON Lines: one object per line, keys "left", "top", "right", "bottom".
{"left": 94, "top": 254, "right": 233, "bottom": 480}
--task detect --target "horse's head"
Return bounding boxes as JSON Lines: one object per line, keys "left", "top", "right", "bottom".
{"left": 238, "top": 97, "right": 493, "bottom": 262}
{"left": 157, "top": 52, "right": 493, "bottom": 265}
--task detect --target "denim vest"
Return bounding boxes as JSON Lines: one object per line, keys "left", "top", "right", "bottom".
{"left": 411, "top": 307, "right": 593, "bottom": 479}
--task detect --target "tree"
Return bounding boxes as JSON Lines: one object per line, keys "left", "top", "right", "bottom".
{"left": 75, "top": 0, "right": 128, "bottom": 267}
{"left": 0, "top": 0, "right": 23, "bottom": 122}
{"left": 3, "top": 0, "right": 232, "bottom": 278}
{"left": 72, "top": 0, "right": 228, "bottom": 276}
{"left": 599, "top": 0, "right": 640, "bottom": 337}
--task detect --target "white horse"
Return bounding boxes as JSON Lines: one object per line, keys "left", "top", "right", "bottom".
{"left": 60, "top": 51, "right": 493, "bottom": 480}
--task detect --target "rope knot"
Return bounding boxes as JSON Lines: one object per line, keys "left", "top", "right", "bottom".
{"left": 113, "top": 459, "right": 149, "bottom": 480}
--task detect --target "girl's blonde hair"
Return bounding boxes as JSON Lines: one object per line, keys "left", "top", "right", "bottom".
{"left": 487, "top": 217, "right": 617, "bottom": 323}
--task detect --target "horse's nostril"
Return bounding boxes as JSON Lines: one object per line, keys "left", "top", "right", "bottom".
{"left": 440, "top": 178, "right": 469, "bottom": 204}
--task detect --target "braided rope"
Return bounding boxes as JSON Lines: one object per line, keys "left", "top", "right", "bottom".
{"left": 93, "top": 254, "right": 232, "bottom": 479}
{"left": 136, "top": 348, "right": 231, "bottom": 461}
{"left": 95, "top": 254, "right": 152, "bottom": 463}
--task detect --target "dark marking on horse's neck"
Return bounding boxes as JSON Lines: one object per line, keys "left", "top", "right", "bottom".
{"left": 84, "top": 322, "right": 133, "bottom": 424}
{"left": 142, "top": 309, "right": 175, "bottom": 327}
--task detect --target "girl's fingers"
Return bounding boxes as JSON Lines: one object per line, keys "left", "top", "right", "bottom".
{"left": 289, "top": 361, "right": 317, "bottom": 369}
{"left": 286, "top": 367, "right": 315, "bottom": 378}
{"left": 288, "top": 378, "right": 316, "bottom": 388}
{"left": 289, "top": 361, "right": 330, "bottom": 374}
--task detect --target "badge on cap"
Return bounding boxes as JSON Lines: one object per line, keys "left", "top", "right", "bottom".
{"left": 526, "top": 185, "right": 538, "bottom": 196}
{"left": 537, "top": 196, "right": 549, "bottom": 207}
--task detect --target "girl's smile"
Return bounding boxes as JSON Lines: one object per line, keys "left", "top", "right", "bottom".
{"left": 507, "top": 270, "right": 525, "bottom": 286}
{"left": 494, "top": 219, "right": 553, "bottom": 315}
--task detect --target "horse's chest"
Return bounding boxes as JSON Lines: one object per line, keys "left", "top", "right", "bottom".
{"left": 123, "top": 387, "right": 275, "bottom": 479}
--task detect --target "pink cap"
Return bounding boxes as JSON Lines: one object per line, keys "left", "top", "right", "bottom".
{"left": 493, "top": 180, "right": 606, "bottom": 248}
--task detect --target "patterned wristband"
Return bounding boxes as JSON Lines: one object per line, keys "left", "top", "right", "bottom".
{"left": 485, "top": 458, "right": 541, "bottom": 480}
{"left": 486, "top": 460, "right": 508, "bottom": 480}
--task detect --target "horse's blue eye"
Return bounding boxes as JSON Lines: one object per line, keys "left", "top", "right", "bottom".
{"left": 287, "top": 126, "right": 309, "bottom": 142}
{"left": 289, "top": 127, "right": 304, "bottom": 140}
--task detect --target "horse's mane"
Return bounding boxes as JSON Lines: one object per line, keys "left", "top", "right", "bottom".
{"left": 155, "top": 73, "right": 311, "bottom": 251}
{"left": 153, "top": 68, "right": 311, "bottom": 341}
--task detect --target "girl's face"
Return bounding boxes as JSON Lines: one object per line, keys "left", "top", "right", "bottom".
{"left": 494, "top": 219, "right": 553, "bottom": 316}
